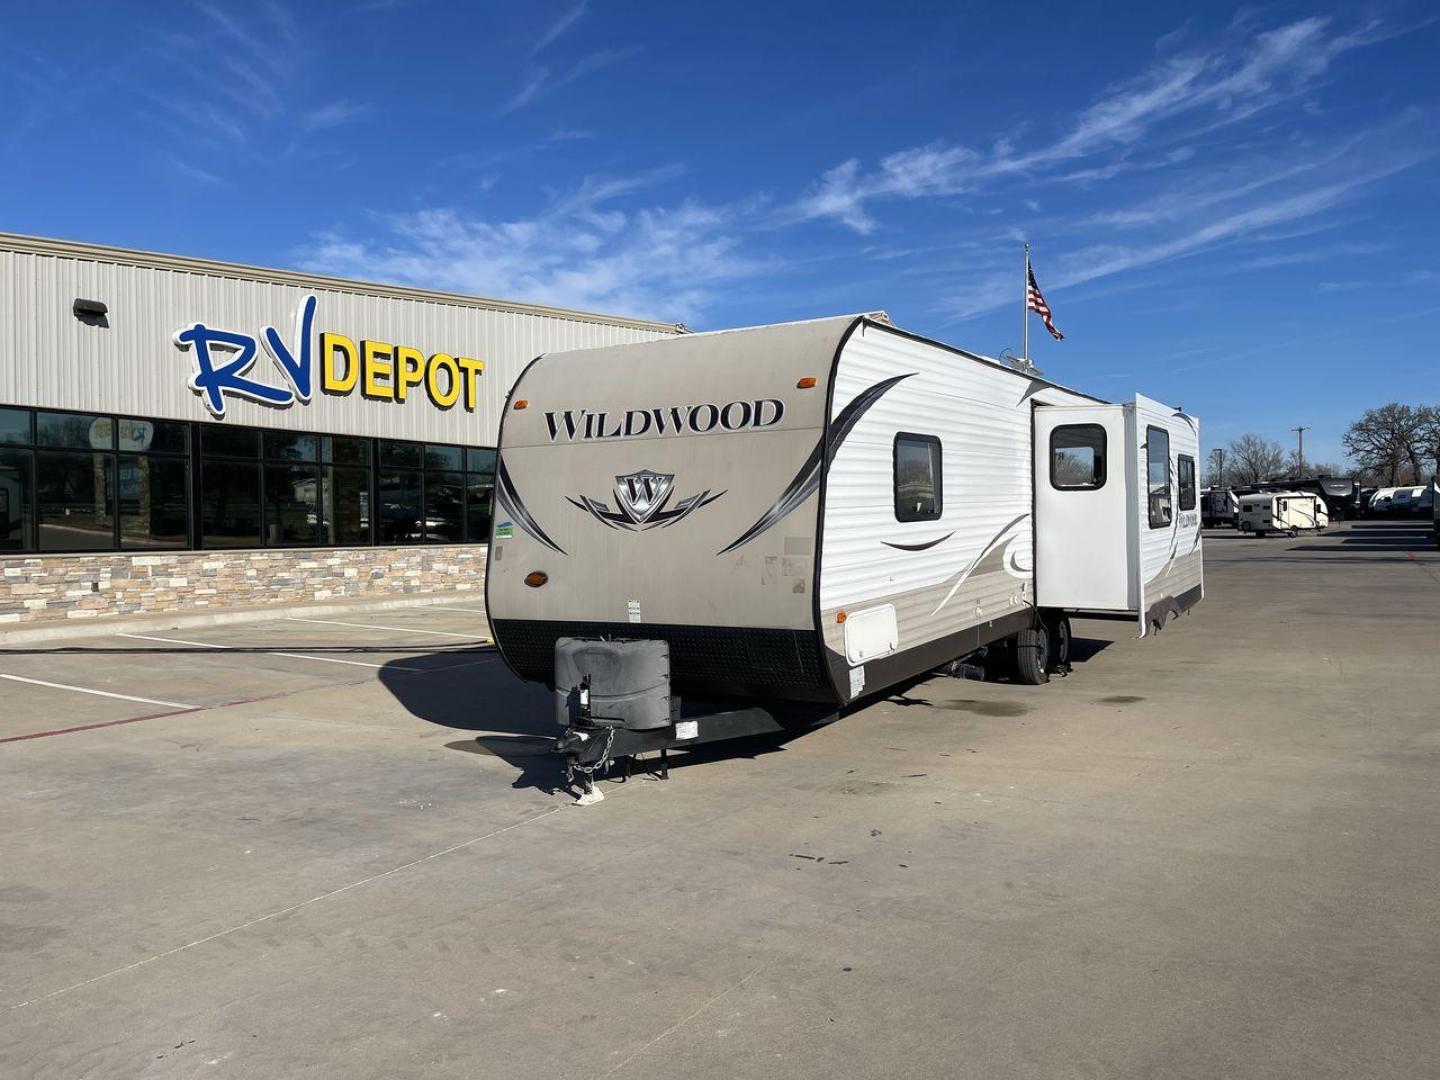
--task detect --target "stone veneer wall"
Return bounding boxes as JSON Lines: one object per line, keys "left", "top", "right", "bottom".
{"left": 0, "top": 545, "right": 487, "bottom": 626}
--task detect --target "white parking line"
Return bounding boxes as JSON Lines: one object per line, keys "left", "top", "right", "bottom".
{"left": 287, "top": 616, "right": 487, "bottom": 640}
{"left": 0, "top": 673, "right": 196, "bottom": 710}
{"left": 432, "top": 606, "right": 491, "bottom": 615}
{"left": 117, "top": 633, "right": 424, "bottom": 672}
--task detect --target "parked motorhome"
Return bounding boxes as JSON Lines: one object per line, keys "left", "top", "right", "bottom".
{"left": 486, "top": 315, "right": 1203, "bottom": 783}
{"left": 1237, "top": 491, "right": 1328, "bottom": 536}
{"left": 1200, "top": 487, "right": 1238, "bottom": 528}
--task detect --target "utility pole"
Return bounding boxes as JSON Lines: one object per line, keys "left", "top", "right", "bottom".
{"left": 1210, "top": 447, "right": 1225, "bottom": 487}
{"left": 1291, "top": 426, "right": 1308, "bottom": 476}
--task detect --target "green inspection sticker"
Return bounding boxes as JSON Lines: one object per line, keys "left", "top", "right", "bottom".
{"left": 495, "top": 522, "right": 514, "bottom": 540}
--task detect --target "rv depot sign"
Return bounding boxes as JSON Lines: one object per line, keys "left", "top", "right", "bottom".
{"left": 174, "top": 294, "right": 485, "bottom": 418}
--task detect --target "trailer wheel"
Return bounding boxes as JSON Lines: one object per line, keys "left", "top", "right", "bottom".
{"left": 1045, "top": 614, "right": 1072, "bottom": 674}
{"left": 1013, "top": 624, "right": 1050, "bottom": 685}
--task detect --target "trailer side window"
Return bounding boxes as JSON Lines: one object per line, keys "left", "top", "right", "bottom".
{"left": 893, "top": 433, "right": 942, "bottom": 522}
{"left": 1146, "top": 426, "right": 1171, "bottom": 528}
{"left": 1178, "top": 454, "right": 1196, "bottom": 511}
{"left": 1050, "top": 424, "right": 1106, "bottom": 490}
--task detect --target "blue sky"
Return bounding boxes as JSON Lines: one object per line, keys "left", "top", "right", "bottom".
{"left": 3, "top": 1, "right": 1438, "bottom": 467}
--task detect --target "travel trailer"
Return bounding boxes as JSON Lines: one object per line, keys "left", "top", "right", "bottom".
{"left": 1237, "top": 491, "right": 1328, "bottom": 536}
{"left": 486, "top": 316, "right": 1203, "bottom": 787}
{"left": 1235, "top": 476, "right": 1361, "bottom": 520}
{"left": 1200, "top": 487, "right": 1238, "bottom": 528}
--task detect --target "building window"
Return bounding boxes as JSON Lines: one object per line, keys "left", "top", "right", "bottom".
{"left": 36, "top": 410, "right": 112, "bottom": 450}
{"left": 1050, "top": 424, "right": 1106, "bottom": 490}
{"left": 323, "top": 465, "right": 371, "bottom": 545}
{"left": 0, "top": 447, "right": 32, "bottom": 552}
{"left": 0, "top": 404, "right": 495, "bottom": 554}
{"left": 425, "top": 470, "right": 465, "bottom": 542}
{"left": 201, "top": 460, "right": 263, "bottom": 548}
{"left": 120, "top": 455, "right": 189, "bottom": 550}
{"left": 894, "top": 433, "right": 943, "bottom": 522}
{"left": 1146, "top": 426, "right": 1171, "bottom": 529}
{"left": 466, "top": 448, "right": 497, "bottom": 541}
{"left": 378, "top": 467, "right": 422, "bottom": 544}
{"left": 36, "top": 450, "right": 116, "bottom": 551}
{"left": 266, "top": 464, "right": 322, "bottom": 546}
{"left": 0, "top": 406, "right": 32, "bottom": 446}
{"left": 1178, "top": 454, "right": 1196, "bottom": 511}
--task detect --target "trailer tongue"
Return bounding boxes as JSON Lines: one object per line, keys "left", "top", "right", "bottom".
{"left": 552, "top": 636, "right": 832, "bottom": 803}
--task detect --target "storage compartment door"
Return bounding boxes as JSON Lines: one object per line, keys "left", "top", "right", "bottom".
{"left": 1034, "top": 405, "right": 1132, "bottom": 610}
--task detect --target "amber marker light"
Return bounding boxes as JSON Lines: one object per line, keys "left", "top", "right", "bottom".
{"left": 835, "top": 610, "right": 847, "bottom": 623}
{"left": 524, "top": 571, "right": 548, "bottom": 588}
{"left": 796, "top": 377, "right": 817, "bottom": 389}
{"left": 513, "top": 399, "right": 529, "bottom": 409}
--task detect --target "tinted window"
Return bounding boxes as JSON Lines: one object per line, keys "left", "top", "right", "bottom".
{"left": 1051, "top": 424, "right": 1106, "bottom": 489}
{"left": 201, "top": 460, "right": 262, "bottom": 547}
{"left": 118, "top": 418, "right": 187, "bottom": 454}
{"left": 264, "top": 431, "right": 320, "bottom": 462}
{"left": 37, "top": 411, "right": 111, "bottom": 450}
{"left": 266, "top": 464, "right": 322, "bottom": 545}
{"left": 202, "top": 425, "right": 261, "bottom": 459}
{"left": 466, "top": 447, "right": 497, "bottom": 474}
{"left": 1178, "top": 455, "right": 1196, "bottom": 511}
{"left": 425, "top": 444, "right": 463, "bottom": 470}
{"left": 379, "top": 440, "right": 423, "bottom": 468}
{"left": 466, "top": 460, "right": 496, "bottom": 542}
{"left": 0, "top": 448, "right": 32, "bottom": 550}
{"left": 1146, "top": 426, "right": 1171, "bottom": 529}
{"left": 322, "top": 435, "right": 370, "bottom": 466}
{"left": 323, "top": 466, "right": 371, "bottom": 545}
{"left": 119, "top": 455, "right": 189, "bottom": 550}
{"left": 894, "top": 434, "right": 942, "bottom": 522}
{"left": 0, "top": 407, "right": 32, "bottom": 446}
{"left": 378, "top": 470, "right": 423, "bottom": 543}
{"left": 36, "top": 451, "right": 115, "bottom": 550}
{"left": 424, "top": 471, "right": 465, "bottom": 542}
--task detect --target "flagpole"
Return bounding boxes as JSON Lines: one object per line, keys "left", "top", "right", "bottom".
{"left": 1022, "top": 242, "right": 1030, "bottom": 367}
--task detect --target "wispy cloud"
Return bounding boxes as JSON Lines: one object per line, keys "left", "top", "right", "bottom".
{"left": 302, "top": 170, "right": 768, "bottom": 323}
{"left": 793, "top": 15, "right": 1406, "bottom": 234}
{"left": 530, "top": 1, "right": 588, "bottom": 56}
{"left": 301, "top": 100, "right": 371, "bottom": 132}
{"left": 942, "top": 159, "right": 1426, "bottom": 318}
{"left": 503, "top": 47, "right": 639, "bottom": 113}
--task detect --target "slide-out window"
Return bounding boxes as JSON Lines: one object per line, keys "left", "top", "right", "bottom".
{"left": 893, "top": 433, "right": 942, "bottom": 522}
{"left": 1050, "top": 424, "right": 1106, "bottom": 490}
{"left": 1177, "top": 454, "right": 1196, "bottom": 510}
{"left": 1146, "top": 425, "right": 1171, "bottom": 529}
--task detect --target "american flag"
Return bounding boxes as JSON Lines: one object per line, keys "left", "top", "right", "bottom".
{"left": 1027, "top": 264, "right": 1064, "bottom": 341}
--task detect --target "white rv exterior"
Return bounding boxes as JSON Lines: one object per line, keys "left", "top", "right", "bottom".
{"left": 487, "top": 316, "right": 1203, "bottom": 709}
{"left": 1237, "top": 491, "right": 1327, "bottom": 535}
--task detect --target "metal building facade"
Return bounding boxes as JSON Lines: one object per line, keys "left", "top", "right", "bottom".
{"left": 0, "top": 233, "right": 679, "bottom": 444}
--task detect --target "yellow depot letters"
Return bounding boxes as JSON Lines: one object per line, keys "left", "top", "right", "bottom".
{"left": 320, "top": 332, "right": 485, "bottom": 411}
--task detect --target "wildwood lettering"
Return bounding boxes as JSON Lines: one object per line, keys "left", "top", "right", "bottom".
{"left": 544, "top": 399, "right": 785, "bottom": 442}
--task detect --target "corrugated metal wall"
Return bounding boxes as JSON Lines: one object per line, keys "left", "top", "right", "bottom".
{"left": 0, "top": 246, "right": 676, "bottom": 446}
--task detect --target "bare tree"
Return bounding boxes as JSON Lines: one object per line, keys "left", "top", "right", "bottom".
{"left": 1226, "top": 433, "right": 1287, "bottom": 484}
{"left": 1419, "top": 405, "right": 1440, "bottom": 479}
{"left": 1342, "top": 404, "right": 1428, "bottom": 485}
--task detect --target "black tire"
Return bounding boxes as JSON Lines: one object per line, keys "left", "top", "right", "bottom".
{"left": 1013, "top": 624, "right": 1050, "bottom": 685}
{"left": 1045, "top": 614, "right": 1072, "bottom": 673}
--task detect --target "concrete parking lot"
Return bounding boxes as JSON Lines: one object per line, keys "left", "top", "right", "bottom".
{"left": 2, "top": 520, "right": 1437, "bottom": 1079}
